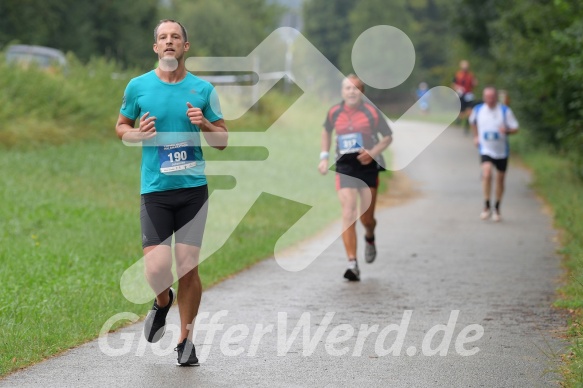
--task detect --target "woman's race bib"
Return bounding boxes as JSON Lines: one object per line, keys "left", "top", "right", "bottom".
{"left": 337, "top": 133, "right": 364, "bottom": 154}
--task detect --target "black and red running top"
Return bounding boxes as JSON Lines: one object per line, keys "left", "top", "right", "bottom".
{"left": 324, "top": 101, "right": 392, "bottom": 158}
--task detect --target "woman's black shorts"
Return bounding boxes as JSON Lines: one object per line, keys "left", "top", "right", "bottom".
{"left": 335, "top": 156, "right": 380, "bottom": 190}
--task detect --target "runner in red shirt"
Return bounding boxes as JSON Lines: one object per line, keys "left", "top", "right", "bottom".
{"left": 318, "top": 75, "right": 393, "bottom": 281}
{"left": 452, "top": 60, "right": 478, "bottom": 132}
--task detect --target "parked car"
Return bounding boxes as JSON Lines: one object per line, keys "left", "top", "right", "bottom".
{"left": 5, "top": 44, "right": 67, "bottom": 73}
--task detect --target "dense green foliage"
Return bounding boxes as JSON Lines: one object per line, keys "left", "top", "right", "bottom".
{"left": 454, "top": 0, "right": 583, "bottom": 175}
{"left": 0, "top": 0, "right": 158, "bottom": 68}
{"left": 302, "top": 0, "right": 355, "bottom": 69}
{"left": 159, "top": 0, "right": 282, "bottom": 57}
{"left": 303, "top": 0, "right": 456, "bottom": 91}
{"left": 0, "top": 0, "right": 282, "bottom": 69}
{"left": 0, "top": 54, "right": 131, "bottom": 148}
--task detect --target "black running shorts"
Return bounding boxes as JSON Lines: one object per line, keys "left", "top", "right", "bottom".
{"left": 335, "top": 171, "right": 379, "bottom": 190}
{"left": 460, "top": 94, "right": 475, "bottom": 111}
{"left": 335, "top": 155, "right": 380, "bottom": 190}
{"left": 480, "top": 155, "right": 508, "bottom": 172}
{"left": 140, "top": 186, "right": 209, "bottom": 249}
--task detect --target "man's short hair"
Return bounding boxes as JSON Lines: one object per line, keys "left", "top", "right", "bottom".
{"left": 154, "top": 19, "right": 188, "bottom": 42}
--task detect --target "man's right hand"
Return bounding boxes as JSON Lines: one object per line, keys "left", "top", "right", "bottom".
{"left": 138, "top": 112, "right": 157, "bottom": 139}
{"left": 318, "top": 159, "right": 329, "bottom": 175}
{"left": 473, "top": 135, "right": 479, "bottom": 148}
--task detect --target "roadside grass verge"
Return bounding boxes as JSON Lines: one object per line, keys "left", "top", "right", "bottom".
{"left": 509, "top": 136, "right": 583, "bottom": 386}
{"left": 0, "top": 142, "right": 314, "bottom": 376}
{"left": 0, "top": 55, "right": 130, "bottom": 148}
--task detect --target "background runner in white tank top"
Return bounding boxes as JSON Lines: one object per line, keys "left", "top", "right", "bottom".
{"left": 470, "top": 103, "right": 519, "bottom": 159}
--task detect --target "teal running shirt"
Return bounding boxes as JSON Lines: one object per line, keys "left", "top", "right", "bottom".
{"left": 120, "top": 70, "right": 223, "bottom": 194}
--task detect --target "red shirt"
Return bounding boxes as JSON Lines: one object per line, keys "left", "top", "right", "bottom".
{"left": 453, "top": 70, "right": 476, "bottom": 94}
{"left": 324, "top": 101, "right": 391, "bottom": 151}
{"left": 324, "top": 101, "right": 392, "bottom": 170}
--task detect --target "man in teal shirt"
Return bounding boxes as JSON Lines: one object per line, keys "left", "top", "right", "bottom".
{"left": 115, "top": 19, "right": 228, "bottom": 366}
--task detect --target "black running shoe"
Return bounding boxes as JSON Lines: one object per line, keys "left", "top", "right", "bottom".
{"left": 343, "top": 260, "right": 360, "bottom": 281}
{"left": 143, "top": 287, "right": 175, "bottom": 343}
{"left": 175, "top": 338, "right": 199, "bottom": 366}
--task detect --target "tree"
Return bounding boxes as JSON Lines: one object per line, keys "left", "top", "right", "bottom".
{"left": 454, "top": 0, "right": 583, "bottom": 173}
{"left": 302, "top": 0, "right": 460, "bottom": 101}
{"left": 0, "top": 0, "right": 63, "bottom": 48}
{"left": 164, "top": 0, "right": 282, "bottom": 57}
{"left": 0, "top": 0, "right": 160, "bottom": 69}
{"left": 408, "top": 0, "right": 452, "bottom": 70}
{"left": 336, "top": 0, "right": 417, "bottom": 100}
{"left": 491, "top": 0, "right": 583, "bottom": 161}
{"left": 451, "top": 0, "right": 502, "bottom": 57}
{"left": 302, "top": 0, "right": 355, "bottom": 69}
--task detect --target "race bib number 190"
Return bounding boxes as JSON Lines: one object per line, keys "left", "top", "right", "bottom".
{"left": 158, "top": 141, "right": 197, "bottom": 173}
{"left": 337, "top": 133, "right": 364, "bottom": 154}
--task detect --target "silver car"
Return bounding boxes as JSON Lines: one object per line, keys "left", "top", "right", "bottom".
{"left": 6, "top": 44, "right": 67, "bottom": 72}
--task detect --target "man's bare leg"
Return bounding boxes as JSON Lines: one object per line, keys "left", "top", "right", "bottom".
{"left": 482, "top": 163, "right": 493, "bottom": 202}
{"left": 495, "top": 171, "right": 506, "bottom": 204}
{"left": 175, "top": 243, "right": 202, "bottom": 342}
{"left": 144, "top": 245, "right": 173, "bottom": 306}
{"left": 481, "top": 162, "right": 493, "bottom": 219}
{"left": 338, "top": 188, "right": 359, "bottom": 260}
{"left": 494, "top": 170, "right": 506, "bottom": 221}
{"left": 142, "top": 244, "right": 174, "bottom": 344}
{"left": 359, "top": 187, "right": 377, "bottom": 239}
{"left": 359, "top": 186, "right": 378, "bottom": 263}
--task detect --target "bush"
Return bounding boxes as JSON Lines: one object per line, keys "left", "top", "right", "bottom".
{"left": 489, "top": 0, "right": 583, "bottom": 176}
{"left": 0, "top": 52, "right": 132, "bottom": 148}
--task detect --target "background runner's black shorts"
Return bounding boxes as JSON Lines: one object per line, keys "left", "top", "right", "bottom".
{"left": 140, "top": 185, "right": 209, "bottom": 249}
{"left": 335, "top": 156, "right": 380, "bottom": 190}
{"left": 336, "top": 170, "right": 379, "bottom": 190}
{"left": 460, "top": 94, "right": 475, "bottom": 111}
{"left": 480, "top": 155, "right": 508, "bottom": 172}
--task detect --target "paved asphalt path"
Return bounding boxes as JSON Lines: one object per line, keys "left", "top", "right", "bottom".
{"left": 1, "top": 122, "right": 566, "bottom": 387}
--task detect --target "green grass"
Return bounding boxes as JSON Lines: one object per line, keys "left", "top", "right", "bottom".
{"left": 0, "top": 141, "right": 390, "bottom": 377}
{"left": 0, "top": 55, "right": 131, "bottom": 148}
{"left": 0, "top": 63, "right": 392, "bottom": 376}
{"left": 0, "top": 139, "right": 326, "bottom": 375}
{"left": 390, "top": 111, "right": 461, "bottom": 126}
{"left": 509, "top": 136, "right": 583, "bottom": 386}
